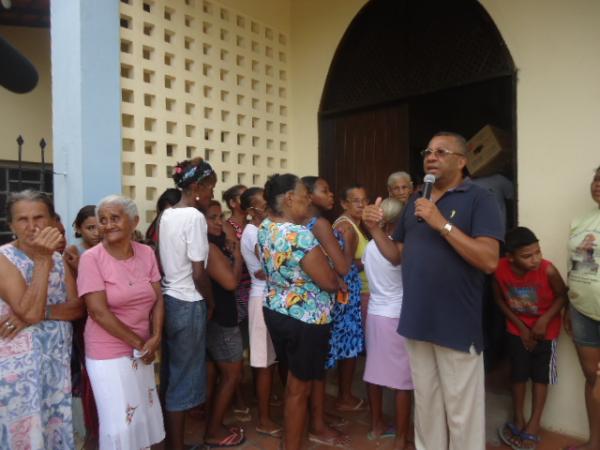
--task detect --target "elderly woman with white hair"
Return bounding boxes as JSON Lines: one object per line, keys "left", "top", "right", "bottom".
{"left": 387, "top": 171, "right": 413, "bottom": 203}
{"left": 77, "top": 195, "right": 165, "bottom": 450}
{"left": 362, "top": 198, "right": 414, "bottom": 449}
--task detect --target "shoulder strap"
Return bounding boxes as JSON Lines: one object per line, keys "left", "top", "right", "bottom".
{"left": 333, "top": 215, "right": 364, "bottom": 237}
{"left": 332, "top": 215, "right": 352, "bottom": 228}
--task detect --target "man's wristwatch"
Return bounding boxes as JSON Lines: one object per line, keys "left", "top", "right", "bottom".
{"left": 440, "top": 222, "right": 453, "bottom": 237}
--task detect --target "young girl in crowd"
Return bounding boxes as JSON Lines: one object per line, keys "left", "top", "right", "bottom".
{"left": 64, "top": 205, "right": 101, "bottom": 274}
{"left": 302, "top": 176, "right": 351, "bottom": 447}
{"left": 239, "top": 187, "right": 282, "bottom": 438}
{"left": 222, "top": 184, "right": 252, "bottom": 422}
{"left": 362, "top": 198, "right": 414, "bottom": 450}
{"left": 64, "top": 204, "right": 101, "bottom": 444}
{"left": 495, "top": 227, "right": 567, "bottom": 450}
{"left": 72, "top": 205, "right": 101, "bottom": 253}
{"left": 205, "top": 200, "right": 246, "bottom": 448}
{"left": 145, "top": 188, "right": 181, "bottom": 245}
{"left": 331, "top": 184, "right": 369, "bottom": 411}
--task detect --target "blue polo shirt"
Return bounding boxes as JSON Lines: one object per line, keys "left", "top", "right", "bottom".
{"left": 393, "top": 180, "right": 504, "bottom": 353}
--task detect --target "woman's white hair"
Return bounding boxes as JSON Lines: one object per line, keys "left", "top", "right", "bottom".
{"left": 381, "top": 198, "right": 404, "bottom": 224}
{"left": 97, "top": 194, "right": 138, "bottom": 220}
{"left": 387, "top": 171, "right": 412, "bottom": 188}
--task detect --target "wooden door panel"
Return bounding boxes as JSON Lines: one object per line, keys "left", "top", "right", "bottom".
{"left": 319, "top": 104, "right": 410, "bottom": 205}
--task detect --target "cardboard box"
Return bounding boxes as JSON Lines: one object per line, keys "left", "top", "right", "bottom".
{"left": 466, "top": 125, "right": 512, "bottom": 177}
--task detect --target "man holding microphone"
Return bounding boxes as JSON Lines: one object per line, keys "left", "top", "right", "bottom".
{"left": 363, "top": 131, "right": 504, "bottom": 449}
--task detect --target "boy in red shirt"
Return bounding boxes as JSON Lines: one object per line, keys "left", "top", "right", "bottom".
{"left": 494, "top": 227, "right": 567, "bottom": 450}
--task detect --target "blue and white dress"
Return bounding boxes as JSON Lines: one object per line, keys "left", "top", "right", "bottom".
{"left": 305, "top": 217, "right": 364, "bottom": 369}
{"left": 0, "top": 244, "right": 74, "bottom": 450}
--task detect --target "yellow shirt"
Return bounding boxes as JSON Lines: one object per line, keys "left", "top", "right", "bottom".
{"left": 334, "top": 216, "right": 370, "bottom": 293}
{"left": 568, "top": 208, "right": 600, "bottom": 320}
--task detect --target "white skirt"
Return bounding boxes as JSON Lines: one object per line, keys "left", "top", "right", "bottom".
{"left": 86, "top": 356, "right": 165, "bottom": 450}
{"left": 248, "top": 295, "right": 276, "bottom": 368}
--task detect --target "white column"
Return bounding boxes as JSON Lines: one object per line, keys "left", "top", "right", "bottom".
{"left": 50, "top": 0, "right": 121, "bottom": 238}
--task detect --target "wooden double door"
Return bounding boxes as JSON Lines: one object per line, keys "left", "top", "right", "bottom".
{"left": 319, "top": 104, "right": 409, "bottom": 207}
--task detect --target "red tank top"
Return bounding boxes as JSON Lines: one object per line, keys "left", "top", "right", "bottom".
{"left": 494, "top": 258, "right": 561, "bottom": 340}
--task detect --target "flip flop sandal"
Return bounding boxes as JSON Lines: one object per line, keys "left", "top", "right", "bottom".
{"left": 233, "top": 407, "right": 252, "bottom": 422}
{"left": 308, "top": 432, "right": 351, "bottom": 448}
{"left": 335, "top": 398, "right": 366, "bottom": 412}
{"left": 515, "top": 431, "right": 541, "bottom": 450}
{"left": 204, "top": 430, "right": 246, "bottom": 448}
{"left": 327, "top": 416, "right": 349, "bottom": 428}
{"left": 498, "top": 422, "right": 523, "bottom": 448}
{"left": 367, "top": 426, "right": 396, "bottom": 441}
{"left": 256, "top": 426, "right": 283, "bottom": 439}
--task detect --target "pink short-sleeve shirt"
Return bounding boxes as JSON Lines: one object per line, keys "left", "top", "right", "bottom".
{"left": 77, "top": 241, "right": 161, "bottom": 359}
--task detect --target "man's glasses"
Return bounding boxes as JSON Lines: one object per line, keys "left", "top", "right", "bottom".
{"left": 420, "top": 148, "right": 465, "bottom": 159}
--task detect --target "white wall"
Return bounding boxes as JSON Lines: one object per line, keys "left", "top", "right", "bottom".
{"left": 289, "top": 0, "right": 366, "bottom": 177}
{"left": 218, "top": 0, "right": 290, "bottom": 34}
{"left": 481, "top": 0, "right": 600, "bottom": 437}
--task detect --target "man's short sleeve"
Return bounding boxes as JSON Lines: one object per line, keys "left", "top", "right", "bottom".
{"left": 471, "top": 188, "right": 505, "bottom": 242}
{"left": 392, "top": 205, "right": 408, "bottom": 243}
{"left": 186, "top": 210, "right": 209, "bottom": 264}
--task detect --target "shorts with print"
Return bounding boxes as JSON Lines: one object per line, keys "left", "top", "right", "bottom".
{"left": 206, "top": 321, "right": 244, "bottom": 363}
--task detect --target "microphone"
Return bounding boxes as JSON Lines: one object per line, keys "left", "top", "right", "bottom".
{"left": 422, "top": 173, "right": 435, "bottom": 200}
{"left": 417, "top": 173, "right": 436, "bottom": 222}
{"left": 0, "top": 35, "right": 39, "bottom": 93}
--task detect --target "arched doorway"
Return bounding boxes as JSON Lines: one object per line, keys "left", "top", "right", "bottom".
{"left": 319, "top": 0, "right": 516, "bottom": 377}
{"left": 319, "top": 0, "right": 516, "bottom": 218}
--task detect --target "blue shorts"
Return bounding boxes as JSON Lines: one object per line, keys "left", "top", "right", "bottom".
{"left": 570, "top": 306, "right": 600, "bottom": 348}
{"left": 160, "top": 295, "right": 207, "bottom": 411}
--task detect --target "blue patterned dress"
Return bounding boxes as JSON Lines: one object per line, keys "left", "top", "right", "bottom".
{"left": 0, "top": 244, "right": 74, "bottom": 450}
{"left": 305, "top": 217, "right": 364, "bottom": 368}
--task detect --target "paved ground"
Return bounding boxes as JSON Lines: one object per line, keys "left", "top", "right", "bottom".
{"left": 83, "top": 357, "right": 585, "bottom": 449}
{"left": 153, "top": 395, "right": 584, "bottom": 450}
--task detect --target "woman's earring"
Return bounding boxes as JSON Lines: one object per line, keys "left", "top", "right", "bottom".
{"left": 246, "top": 214, "right": 253, "bottom": 222}
{"left": 195, "top": 196, "right": 200, "bottom": 201}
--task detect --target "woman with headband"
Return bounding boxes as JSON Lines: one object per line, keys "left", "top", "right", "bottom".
{"left": 157, "top": 158, "right": 220, "bottom": 450}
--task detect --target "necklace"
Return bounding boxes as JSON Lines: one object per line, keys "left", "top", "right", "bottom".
{"left": 106, "top": 243, "right": 137, "bottom": 286}
{"left": 119, "top": 257, "right": 138, "bottom": 286}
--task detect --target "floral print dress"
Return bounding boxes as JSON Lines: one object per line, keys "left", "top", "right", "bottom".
{"left": 257, "top": 218, "right": 333, "bottom": 325}
{"left": 0, "top": 244, "right": 74, "bottom": 450}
